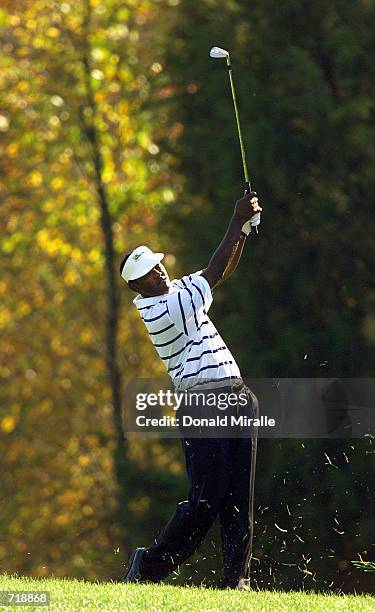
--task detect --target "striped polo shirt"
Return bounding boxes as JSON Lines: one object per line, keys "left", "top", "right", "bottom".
{"left": 133, "top": 271, "right": 242, "bottom": 391}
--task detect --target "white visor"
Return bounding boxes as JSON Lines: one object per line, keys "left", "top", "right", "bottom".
{"left": 121, "top": 245, "right": 164, "bottom": 282}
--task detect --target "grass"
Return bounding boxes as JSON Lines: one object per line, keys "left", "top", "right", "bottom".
{"left": 0, "top": 574, "right": 374, "bottom": 611}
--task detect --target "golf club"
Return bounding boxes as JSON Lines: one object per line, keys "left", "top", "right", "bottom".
{"left": 210, "top": 52, "right": 258, "bottom": 588}
{"left": 210, "top": 46, "right": 258, "bottom": 234}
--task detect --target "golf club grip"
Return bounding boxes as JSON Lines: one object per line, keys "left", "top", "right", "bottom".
{"left": 244, "top": 181, "right": 260, "bottom": 234}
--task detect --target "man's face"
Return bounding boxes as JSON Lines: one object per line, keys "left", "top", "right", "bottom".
{"left": 130, "top": 262, "right": 171, "bottom": 297}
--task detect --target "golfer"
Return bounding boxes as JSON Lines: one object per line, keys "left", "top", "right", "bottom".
{"left": 120, "top": 190, "right": 262, "bottom": 589}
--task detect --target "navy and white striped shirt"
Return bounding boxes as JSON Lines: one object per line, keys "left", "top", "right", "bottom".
{"left": 133, "top": 272, "right": 242, "bottom": 391}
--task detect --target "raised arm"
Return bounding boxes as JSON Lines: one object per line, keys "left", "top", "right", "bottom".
{"left": 214, "top": 234, "right": 246, "bottom": 288}
{"left": 202, "top": 191, "right": 261, "bottom": 289}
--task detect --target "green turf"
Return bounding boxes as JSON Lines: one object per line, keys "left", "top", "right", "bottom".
{"left": 0, "top": 575, "right": 373, "bottom": 611}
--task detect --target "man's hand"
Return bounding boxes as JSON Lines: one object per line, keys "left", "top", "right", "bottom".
{"left": 234, "top": 190, "right": 262, "bottom": 220}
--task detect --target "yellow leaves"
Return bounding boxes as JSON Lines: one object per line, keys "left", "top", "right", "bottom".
{"left": 132, "top": 223, "right": 143, "bottom": 234}
{"left": 0, "top": 305, "right": 12, "bottom": 329}
{"left": 7, "top": 215, "right": 19, "bottom": 232}
{"left": 36, "top": 228, "right": 50, "bottom": 247}
{"left": 26, "top": 19, "right": 37, "bottom": 30}
{"left": 74, "top": 215, "right": 87, "bottom": 227}
{"left": 121, "top": 159, "right": 147, "bottom": 181}
{"left": 162, "top": 188, "right": 175, "bottom": 203}
{"left": 6, "top": 14, "right": 20, "bottom": 26}
{"left": 55, "top": 514, "right": 69, "bottom": 526}
{"left": 101, "top": 456, "right": 112, "bottom": 471}
{"left": 49, "top": 115, "right": 61, "bottom": 128}
{"left": 2, "top": 231, "right": 23, "bottom": 254}
{"left": 84, "top": 434, "right": 99, "bottom": 448}
{"left": 50, "top": 337, "right": 69, "bottom": 356}
{"left": 1, "top": 416, "right": 16, "bottom": 434}
{"left": 17, "top": 47, "right": 30, "bottom": 58}
{"left": 6, "top": 142, "right": 20, "bottom": 157}
{"left": 107, "top": 24, "right": 129, "bottom": 41}
{"left": 36, "top": 229, "right": 73, "bottom": 260}
{"left": 60, "top": 378, "right": 71, "bottom": 390}
{"left": 118, "top": 100, "right": 129, "bottom": 115}
{"left": 102, "top": 168, "right": 114, "bottom": 184}
{"left": 79, "top": 455, "right": 90, "bottom": 467}
{"left": 32, "top": 36, "right": 45, "bottom": 49}
{"left": 137, "top": 131, "right": 151, "bottom": 149}
{"left": 33, "top": 288, "right": 44, "bottom": 308}
{"left": 84, "top": 393, "right": 96, "bottom": 406}
{"left": 80, "top": 329, "right": 93, "bottom": 345}
{"left": 46, "top": 27, "right": 60, "bottom": 38}
{"left": 50, "top": 162, "right": 61, "bottom": 174}
{"left": 93, "top": 91, "right": 104, "bottom": 105}
{"left": 109, "top": 82, "right": 120, "bottom": 93}
{"left": 28, "top": 171, "right": 43, "bottom": 187}
{"left": 64, "top": 267, "right": 80, "bottom": 286}
{"left": 0, "top": 306, "right": 12, "bottom": 329}
{"left": 51, "top": 176, "right": 64, "bottom": 190}
{"left": 44, "top": 130, "right": 57, "bottom": 141}
{"left": 53, "top": 291, "right": 64, "bottom": 305}
{"left": 91, "top": 47, "right": 107, "bottom": 62}
{"left": 16, "top": 301, "right": 31, "bottom": 317}
{"left": 88, "top": 248, "right": 101, "bottom": 263}
{"left": 42, "top": 199, "right": 55, "bottom": 213}
{"left": 0, "top": 0, "right": 180, "bottom": 581}
{"left": 17, "top": 80, "right": 29, "bottom": 92}
{"left": 71, "top": 248, "right": 82, "bottom": 262}
{"left": 58, "top": 150, "right": 72, "bottom": 164}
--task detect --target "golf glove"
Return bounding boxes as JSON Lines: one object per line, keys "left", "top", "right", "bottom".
{"left": 241, "top": 212, "right": 261, "bottom": 236}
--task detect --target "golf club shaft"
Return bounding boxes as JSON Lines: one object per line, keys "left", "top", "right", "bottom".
{"left": 226, "top": 57, "right": 252, "bottom": 194}
{"left": 242, "top": 395, "right": 259, "bottom": 581}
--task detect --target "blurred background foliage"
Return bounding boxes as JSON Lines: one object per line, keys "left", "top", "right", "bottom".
{"left": 0, "top": 0, "right": 374, "bottom": 593}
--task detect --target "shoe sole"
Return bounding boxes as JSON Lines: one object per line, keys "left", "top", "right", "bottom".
{"left": 124, "top": 548, "right": 146, "bottom": 583}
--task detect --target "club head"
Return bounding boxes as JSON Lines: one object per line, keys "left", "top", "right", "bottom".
{"left": 210, "top": 46, "right": 229, "bottom": 59}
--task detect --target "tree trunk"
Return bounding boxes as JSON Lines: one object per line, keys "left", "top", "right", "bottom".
{"left": 79, "top": 1, "right": 129, "bottom": 555}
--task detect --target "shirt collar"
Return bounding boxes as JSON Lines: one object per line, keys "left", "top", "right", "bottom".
{"left": 133, "top": 281, "right": 179, "bottom": 309}
{"left": 133, "top": 293, "right": 166, "bottom": 309}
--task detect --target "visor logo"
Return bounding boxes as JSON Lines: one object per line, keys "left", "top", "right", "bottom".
{"left": 133, "top": 251, "right": 144, "bottom": 261}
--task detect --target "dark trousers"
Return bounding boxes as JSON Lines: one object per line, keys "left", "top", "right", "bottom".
{"left": 141, "top": 387, "right": 258, "bottom": 588}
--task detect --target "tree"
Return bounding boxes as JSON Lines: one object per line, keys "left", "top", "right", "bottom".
{"left": 0, "top": 0, "right": 179, "bottom": 578}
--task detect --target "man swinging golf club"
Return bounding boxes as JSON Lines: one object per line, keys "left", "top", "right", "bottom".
{"left": 119, "top": 189, "right": 262, "bottom": 589}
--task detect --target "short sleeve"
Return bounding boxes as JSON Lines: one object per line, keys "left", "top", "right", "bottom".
{"left": 167, "top": 273, "right": 213, "bottom": 336}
